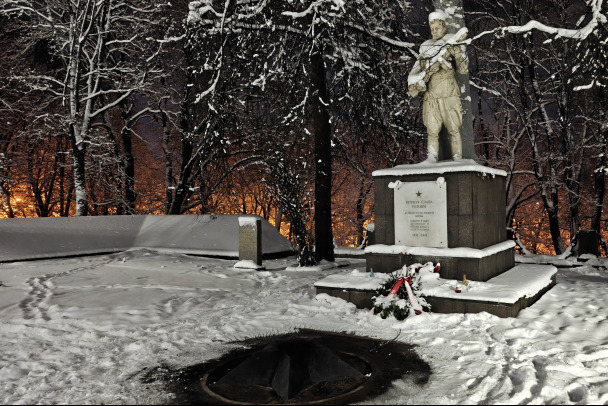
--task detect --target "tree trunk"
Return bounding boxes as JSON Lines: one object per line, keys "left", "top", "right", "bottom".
{"left": 310, "top": 45, "right": 334, "bottom": 262}
{"left": 1, "top": 185, "right": 15, "bottom": 218}
{"left": 121, "top": 124, "right": 136, "bottom": 214}
{"left": 71, "top": 130, "right": 88, "bottom": 216}
{"left": 591, "top": 87, "right": 607, "bottom": 247}
{"left": 57, "top": 141, "right": 73, "bottom": 217}
{"left": 591, "top": 152, "right": 606, "bottom": 254}
{"left": 167, "top": 125, "right": 194, "bottom": 214}
{"left": 168, "top": 149, "right": 194, "bottom": 214}
{"left": 355, "top": 182, "right": 366, "bottom": 247}
{"left": 275, "top": 207, "right": 283, "bottom": 231}
{"left": 67, "top": 22, "right": 88, "bottom": 216}
{"left": 526, "top": 41, "right": 566, "bottom": 254}
{"left": 161, "top": 107, "right": 174, "bottom": 214}
{"left": 167, "top": 39, "right": 196, "bottom": 215}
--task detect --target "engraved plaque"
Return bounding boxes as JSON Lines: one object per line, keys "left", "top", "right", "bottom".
{"left": 393, "top": 179, "right": 448, "bottom": 247}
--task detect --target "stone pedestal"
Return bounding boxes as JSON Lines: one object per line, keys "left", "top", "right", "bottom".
{"left": 239, "top": 216, "right": 262, "bottom": 266}
{"left": 366, "top": 160, "right": 514, "bottom": 282}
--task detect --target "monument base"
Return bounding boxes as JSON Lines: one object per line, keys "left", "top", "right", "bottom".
{"left": 369, "top": 160, "right": 514, "bottom": 280}
{"left": 314, "top": 265, "right": 557, "bottom": 318}
{"left": 314, "top": 160, "right": 557, "bottom": 317}
{"left": 366, "top": 241, "right": 515, "bottom": 282}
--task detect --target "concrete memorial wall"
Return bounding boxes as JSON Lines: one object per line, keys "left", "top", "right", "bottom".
{"left": 0, "top": 214, "right": 292, "bottom": 263}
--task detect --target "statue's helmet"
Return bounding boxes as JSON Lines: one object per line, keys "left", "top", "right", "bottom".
{"left": 428, "top": 10, "right": 447, "bottom": 23}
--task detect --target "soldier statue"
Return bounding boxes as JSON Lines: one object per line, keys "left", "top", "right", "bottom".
{"left": 408, "top": 10, "right": 469, "bottom": 162}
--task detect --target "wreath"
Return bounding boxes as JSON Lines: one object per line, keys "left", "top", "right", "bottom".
{"left": 373, "top": 262, "right": 437, "bottom": 320}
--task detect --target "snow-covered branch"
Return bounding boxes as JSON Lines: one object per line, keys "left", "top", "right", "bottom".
{"left": 470, "top": 0, "right": 606, "bottom": 43}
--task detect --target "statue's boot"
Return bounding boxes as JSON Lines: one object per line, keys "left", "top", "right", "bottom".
{"left": 449, "top": 131, "right": 462, "bottom": 160}
{"left": 426, "top": 133, "right": 440, "bottom": 163}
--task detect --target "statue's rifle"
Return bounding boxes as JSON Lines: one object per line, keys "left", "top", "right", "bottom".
{"left": 408, "top": 27, "right": 468, "bottom": 97}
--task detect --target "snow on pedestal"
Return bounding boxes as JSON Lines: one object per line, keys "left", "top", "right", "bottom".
{"left": 365, "top": 240, "right": 516, "bottom": 259}
{"left": 238, "top": 216, "right": 260, "bottom": 227}
{"left": 373, "top": 159, "right": 506, "bottom": 177}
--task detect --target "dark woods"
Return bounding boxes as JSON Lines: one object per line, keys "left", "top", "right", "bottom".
{"left": 0, "top": 0, "right": 606, "bottom": 259}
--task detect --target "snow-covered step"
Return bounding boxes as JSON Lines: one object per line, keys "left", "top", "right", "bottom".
{"left": 314, "top": 264, "right": 557, "bottom": 318}
{"left": 422, "top": 264, "right": 557, "bottom": 317}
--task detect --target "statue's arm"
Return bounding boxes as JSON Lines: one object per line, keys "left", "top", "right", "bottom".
{"left": 407, "top": 59, "right": 427, "bottom": 97}
{"left": 449, "top": 31, "right": 469, "bottom": 75}
{"left": 452, "top": 44, "right": 469, "bottom": 75}
{"left": 422, "top": 58, "right": 441, "bottom": 83}
{"left": 408, "top": 80, "right": 426, "bottom": 98}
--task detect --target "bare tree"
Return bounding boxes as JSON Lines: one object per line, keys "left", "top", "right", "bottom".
{"left": 187, "top": 0, "right": 418, "bottom": 261}
{"left": 468, "top": 0, "right": 607, "bottom": 253}
{"left": 1, "top": 0, "right": 166, "bottom": 216}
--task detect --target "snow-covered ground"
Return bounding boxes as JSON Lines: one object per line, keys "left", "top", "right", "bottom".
{"left": 1, "top": 249, "right": 607, "bottom": 405}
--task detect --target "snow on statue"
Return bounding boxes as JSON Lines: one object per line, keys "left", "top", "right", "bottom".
{"left": 408, "top": 10, "right": 469, "bottom": 162}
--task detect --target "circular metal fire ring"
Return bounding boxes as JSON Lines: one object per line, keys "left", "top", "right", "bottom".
{"left": 142, "top": 329, "right": 431, "bottom": 405}
{"left": 201, "top": 350, "right": 372, "bottom": 404}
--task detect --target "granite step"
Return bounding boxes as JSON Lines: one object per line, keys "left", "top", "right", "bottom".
{"left": 314, "top": 264, "right": 557, "bottom": 318}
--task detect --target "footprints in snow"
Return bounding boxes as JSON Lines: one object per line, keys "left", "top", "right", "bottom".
{"left": 19, "top": 259, "right": 114, "bottom": 321}
{"left": 19, "top": 276, "right": 54, "bottom": 321}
